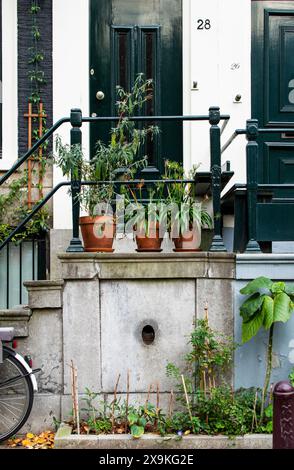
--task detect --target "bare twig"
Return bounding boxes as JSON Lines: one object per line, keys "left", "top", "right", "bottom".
{"left": 70, "top": 360, "right": 80, "bottom": 434}
{"left": 70, "top": 361, "right": 76, "bottom": 427}
{"left": 204, "top": 300, "right": 209, "bottom": 322}
{"left": 202, "top": 369, "right": 207, "bottom": 397}
{"left": 145, "top": 383, "right": 153, "bottom": 409}
{"left": 251, "top": 391, "right": 258, "bottom": 433}
{"left": 125, "top": 370, "right": 130, "bottom": 433}
{"left": 212, "top": 375, "right": 216, "bottom": 389}
{"left": 112, "top": 373, "right": 121, "bottom": 432}
{"left": 168, "top": 390, "right": 174, "bottom": 419}
{"left": 156, "top": 382, "right": 160, "bottom": 411}
{"left": 155, "top": 382, "right": 160, "bottom": 430}
{"left": 181, "top": 375, "right": 194, "bottom": 432}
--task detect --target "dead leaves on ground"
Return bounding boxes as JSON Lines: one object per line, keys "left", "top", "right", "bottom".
{"left": 8, "top": 431, "right": 55, "bottom": 449}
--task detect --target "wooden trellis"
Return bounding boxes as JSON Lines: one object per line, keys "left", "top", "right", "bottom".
{"left": 24, "top": 102, "right": 47, "bottom": 208}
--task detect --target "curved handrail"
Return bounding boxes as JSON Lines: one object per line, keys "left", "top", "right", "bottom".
{"left": 0, "top": 107, "right": 230, "bottom": 253}
{"left": 0, "top": 117, "right": 70, "bottom": 186}
{"left": 221, "top": 129, "right": 246, "bottom": 154}
{"left": 0, "top": 178, "right": 199, "bottom": 251}
{"left": 0, "top": 181, "right": 70, "bottom": 251}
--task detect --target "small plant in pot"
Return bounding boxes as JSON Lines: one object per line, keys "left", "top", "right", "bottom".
{"left": 55, "top": 74, "right": 158, "bottom": 252}
{"left": 162, "top": 160, "right": 212, "bottom": 251}
{"left": 124, "top": 183, "right": 166, "bottom": 252}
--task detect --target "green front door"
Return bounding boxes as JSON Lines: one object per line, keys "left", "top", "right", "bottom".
{"left": 252, "top": 1, "right": 294, "bottom": 199}
{"left": 90, "top": 0, "right": 183, "bottom": 176}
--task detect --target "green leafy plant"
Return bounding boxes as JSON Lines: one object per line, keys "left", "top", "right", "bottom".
{"left": 55, "top": 74, "right": 157, "bottom": 217}
{"left": 165, "top": 319, "right": 271, "bottom": 436}
{"left": 123, "top": 183, "right": 167, "bottom": 237}
{"left": 194, "top": 387, "right": 254, "bottom": 436}
{"left": 81, "top": 388, "right": 112, "bottom": 435}
{"left": 167, "top": 318, "right": 235, "bottom": 399}
{"left": 239, "top": 276, "right": 294, "bottom": 423}
{"left": 186, "top": 318, "right": 235, "bottom": 392}
{"left": 161, "top": 160, "right": 212, "bottom": 235}
{"left": 27, "top": 0, "right": 48, "bottom": 147}
{"left": 127, "top": 409, "right": 147, "bottom": 439}
{"left": 0, "top": 172, "right": 50, "bottom": 243}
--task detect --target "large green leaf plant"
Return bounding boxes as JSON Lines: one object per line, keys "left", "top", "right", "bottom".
{"left": 240, "top": 276, "right": 294, "bottom": 423}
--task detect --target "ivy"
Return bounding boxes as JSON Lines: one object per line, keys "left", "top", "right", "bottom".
{"left": 28, "top": 0, "right": 47, "bottom": 137}
{"left": 27, "top": 0, "right": 49, "bottom": 172}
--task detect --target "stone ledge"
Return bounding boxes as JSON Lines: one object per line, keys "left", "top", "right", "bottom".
{"left": 58, "top": 252, "right": 235, "bottom": 280}
{"left": 236, "top": 254, "right": 294, "bottom": 280}
{"left": 236, "top": 253, "right": 294, "bottom": 263}
{"left": 54, "top": 427, "right": 272, "bottom": 449}
{"left": 0, "top": 308, "right": 31, "bottom": 337}
{"left": 24, "top": 280, "right": 64, "bottom": 309}
{"left": 58, "top": 252, "right": 235, "bottom": 261}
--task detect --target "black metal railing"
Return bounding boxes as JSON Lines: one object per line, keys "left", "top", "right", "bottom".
{"left": 222, "top": 119, "right": 294, "bottom": 252}
{"left": 0, "top": 107, "right": 230, "bottom": 254}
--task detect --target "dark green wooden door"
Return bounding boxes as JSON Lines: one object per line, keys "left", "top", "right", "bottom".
{"left": 90, "top": 0, "right": 183, "bottom": 175}
{"left": 252, "top": 1, "right": 294, "bottom": 201}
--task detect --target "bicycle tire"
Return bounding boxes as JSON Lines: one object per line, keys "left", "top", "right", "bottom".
{"left": 0, "top": 347, "right": 34, "bottom": 443}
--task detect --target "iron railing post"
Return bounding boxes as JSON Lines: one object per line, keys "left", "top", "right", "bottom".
{"left": 273, "top": 381, "right": 294, "bottom": 449}
{"left": 209, "top": 106, "right": 227, "bottom": 252}
{"left": 66, "top": 108, "right": 84, "bottom": 252}
{"left": 245, "top": 119, "right": 261, "bottom": 253}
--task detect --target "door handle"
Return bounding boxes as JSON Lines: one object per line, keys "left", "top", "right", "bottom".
{"left": 96, "top": 91, "right": 105, "bottom": 101}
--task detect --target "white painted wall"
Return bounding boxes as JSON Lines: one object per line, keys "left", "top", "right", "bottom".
{"left": 0, "top": 0, "right": 18, "bottom": 171}
{"left": 52, "top": 0, "right": 89, "bottom": 229}
{"left": 183, "top": 0, "right": 251, "bottom": 188}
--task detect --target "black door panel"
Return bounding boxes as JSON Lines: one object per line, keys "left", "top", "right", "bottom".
{"left": 90, "top": 0, "right": 183, "bottom": 174}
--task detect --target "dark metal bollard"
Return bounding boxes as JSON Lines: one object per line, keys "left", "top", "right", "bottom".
{"left": 273, "top": 380, "right": 294, "bottom": 449}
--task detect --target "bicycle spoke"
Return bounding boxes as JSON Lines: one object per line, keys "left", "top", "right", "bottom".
{"left": 0, "top": 395, "right": 26, "bottom": 401}
{"left": 0, "top": 411, "right": 15, "bottom": 427}
{"left": 0, "top": 373, "right": 31, "bottom": 388}
{"left": 0, "top": 382, "right": 25, "bottom": 391}
{"left": 0, "top": 400, "right": 25, "bottom": 414}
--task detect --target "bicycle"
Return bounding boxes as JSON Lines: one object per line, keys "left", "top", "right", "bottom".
{"left": 0, "top": 327, "right": 40, "bottom": 443}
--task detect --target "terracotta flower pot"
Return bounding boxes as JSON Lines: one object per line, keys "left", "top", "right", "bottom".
{"left": 135, "top": 222, "right": 163, "bottom": 252}
{"left": 172, "top": 225, "right": 201, "bottom": 252}
{"left": 79, "top": 215, "right": 115, "bottom": 252}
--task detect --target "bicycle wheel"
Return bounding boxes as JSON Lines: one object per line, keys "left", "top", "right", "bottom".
{"left": 0, "top": 347, "right": 34, "bottom": 442}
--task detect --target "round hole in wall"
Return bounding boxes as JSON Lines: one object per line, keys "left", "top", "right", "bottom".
{"left": 142, "top": 325, "right": 155, "bottom": 345}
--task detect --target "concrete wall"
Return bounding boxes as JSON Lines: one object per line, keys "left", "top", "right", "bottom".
{"left": 2, "top": 251, "right": 294, "bottom": 433}
{"left": 2, "top": 253, "right": 235, "bottom": 433}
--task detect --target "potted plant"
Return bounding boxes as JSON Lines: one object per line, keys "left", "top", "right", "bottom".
{"left": 124, "top": 183, "right": 166, "bottom": 252}
{"left": 55, "top": 74, "right": 158, "bottom": 252}
{"left": 162, "top": 160, "right": 212, "bottom": 251}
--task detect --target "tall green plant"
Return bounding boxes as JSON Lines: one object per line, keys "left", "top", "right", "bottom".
{"left": 55, "top": 74, "right": 158, "bottom": 216}
{"left": 239, "top": 276, "right": 294, "bottom": 423}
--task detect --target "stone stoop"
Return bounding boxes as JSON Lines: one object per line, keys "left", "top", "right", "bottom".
{"left": 1, "top": 253, "right": 236, "bottom": 434}
{"left": 0, "top": 307, "right": 31, "bottom": 337}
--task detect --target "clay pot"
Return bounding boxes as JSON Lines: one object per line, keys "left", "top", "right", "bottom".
{"left": 135, "top": 222, "right": 163, "bottom": 252}
{"left": 172, "top": 225, "right": 201, "bottom": 252}
{"left": 79, "top": 215, "right": 115, "bottom": 252}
